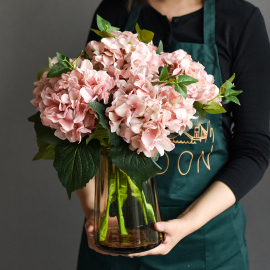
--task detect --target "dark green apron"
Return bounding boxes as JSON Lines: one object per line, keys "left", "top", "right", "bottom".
{"left": 78, "top": 1, "right": 249, "bottom": 269}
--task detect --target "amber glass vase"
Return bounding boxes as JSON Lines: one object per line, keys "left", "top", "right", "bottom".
{"left": 94, "top": 150, "right": 163, "bottom": 254}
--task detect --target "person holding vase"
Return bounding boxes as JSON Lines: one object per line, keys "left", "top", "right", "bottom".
{"left": 76, "top": 0, "right": 270, "bottom": 269}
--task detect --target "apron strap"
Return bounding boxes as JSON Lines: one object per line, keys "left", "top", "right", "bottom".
{"left": 124, "top": 3, "right": 142, "bottom": 32}
{"left": 203, "top": 0, "right": 216, "bottom": 44}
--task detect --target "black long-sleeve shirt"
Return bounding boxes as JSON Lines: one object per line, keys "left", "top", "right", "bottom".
{"left": 86, "top": 0, "right": 270, "bottom": 201}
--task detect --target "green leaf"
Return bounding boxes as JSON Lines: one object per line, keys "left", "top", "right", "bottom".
{"left": 193, "top": 101, "right": 207, "bottom": 118}
{"left": 28, "top": 112, "right": 63, "bottom": 145}
{"left": 110, "top": 142, "right": 161, "bottom": 190}
{"left": 167, "top": 65, "right": 172, "bottom": 74}
{"left": 47, "top": 63, "right": 70, "bottom": 78}
{"left": 81, "top": 53, "right": 91, "bottom": 60}
{"left": 228, "top": 73, "right": 235, "bottom": 83}
{"left": 192, "top": 111, "right": 209, "bottom": 124}
{"left": 175, "top": 83, "right": 187, "bottom": 99}
{"left": 168, "top": 132, "right": 179, "bottom": 138}
{"left": 96, "top": 14, "right": 111, "bottom": 31}
{"left": 226, "top": 80, "right": 235, "bottom": 92}
{"left": 53, "top": 139, "right": 100, "bottom": 199}
{"left": 86, "top": 123, "right": 111, "bottom": 147}
{"left": 177, "top": 75, "right": 198, "bottom": 85}
{"left": 37, "top": 67, "right": 47, "bottom": 80}
{"left": 220, "top": 74, "right": 235, "bottom": 94}
{"left": 33, "top": 136, "right": 55, "bottom": 160}
{"left": 225, "top": 88, "right": 243, "bottom": 97}
{"left": 169, "top": 75, "right": 176, "bottom": 80}
{"left": 159, "top": 66, "right": 169, "bottom": 81}
{"left": 108, "top": 93, "right": 113, "bottom": 104}
{"left": 225, "top": 95, "right": 241, "bottom": 105}
{"left": 109, "top": 26, "right": 120, "bottom": 31}
{"left": 90, "top": 28, "right": 115, "bottom": 38}
{"left": 96, "top": 14, "right": 120, "bottom": 32}
{"left": 34, "top": 121, "right": 64, "bottom": 145}
{"left": 156, "top": 40, "right": 164, "bottom": 54}
{"left": 87, "top": 101, "right": 122, "bottom": 146}
{"left": 219, "top": 82, "right": 227, "bottom": 94}
{"left": 28, "top": 112, "right": 41, "bottom": 122}
{"left": 56, "top": 52, "right": 70, "bottom": 64}
{"left": 203, "top": 102, "right": 227, "bottom": 114}
{"left": 135, "top": 23, "right": 154, "bottom": 43}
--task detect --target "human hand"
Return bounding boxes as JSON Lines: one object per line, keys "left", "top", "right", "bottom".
{"left": 84, "top": 217, "right": 121, "bottom": 256}
{"left": 124, "top": 218, "right": 191, "bottom": 258}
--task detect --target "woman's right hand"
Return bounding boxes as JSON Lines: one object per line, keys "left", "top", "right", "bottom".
{"left": 84, "top": 217, "right": 121, "bottom": 256}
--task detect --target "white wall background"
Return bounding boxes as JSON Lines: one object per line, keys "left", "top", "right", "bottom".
{"left": 0, "top": 0, "right": 269, "bottom": 269}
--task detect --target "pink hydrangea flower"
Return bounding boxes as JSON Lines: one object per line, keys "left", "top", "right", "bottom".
{"left": 32, "top": 30, "right": 222, "bottom": 155}
{"left": 106, "top": 81, "right": 197, "bottom": 157}
{"left": 160, "top": 50, "right": 220, "bottom": 104}
{"left": 31, "top": 58, "right": 115, "bottom": 142}
{"left": 103, "top": 46, "right": 220, "bottom": 157}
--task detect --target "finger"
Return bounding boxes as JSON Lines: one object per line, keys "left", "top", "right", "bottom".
{"left": 85, "top": 224, "right": 94, "bottom": 233}
{"left": 127, "top": 243, "right": 167, "bottom": 257}
{"left": 154, "top": 221, "right": 167, "bottom": 233}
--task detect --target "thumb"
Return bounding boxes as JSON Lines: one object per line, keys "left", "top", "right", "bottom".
{"left": 154, "top": 221, "right": 167, "bottom": 232}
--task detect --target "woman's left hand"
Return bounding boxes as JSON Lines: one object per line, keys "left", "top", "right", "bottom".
{"left": 123, "top": 181, "right": 236, "bottom": 258}
{"left": 123, "top": 218, "right": 191, "bottom": 258}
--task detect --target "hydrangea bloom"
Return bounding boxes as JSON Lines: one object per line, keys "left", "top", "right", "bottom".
{"left": 31, "top": 58, "right": 115, "bottom": 142}
{"left": 32, "top": 29, "right": 221, "bottom": 156}
{"left": 160, "top": 50, "right": 221, "bottom": 104}
{"left": 85, "top": 35, "right": 220, "bottom": 157}
{"left": 106, "top": 83, "right": 197, "bottom": 157}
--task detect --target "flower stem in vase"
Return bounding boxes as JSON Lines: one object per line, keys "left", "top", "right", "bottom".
{"left": 99, "top": 173, "right": 116, "bottom": 242}
{"left": 142, "top": 190, "right": 162, "bottom": 239}
{"left": 142, "top": 190, "right": 156, "bottom": 223}
{"left": 116, "top": 168, "right": 128, "bottom": 236}
{"left": 125, "top": 171, "right": 148, "bottom": 225}
{"left": 97, "top": 165, "right": 162, "bottom": 252}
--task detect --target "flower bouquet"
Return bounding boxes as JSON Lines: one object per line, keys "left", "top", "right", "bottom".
{"left": 29, "top": 16, "right": 242, "bottom": 253}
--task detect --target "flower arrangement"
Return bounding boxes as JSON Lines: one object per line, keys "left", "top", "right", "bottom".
{"left": 28, "top": 16, "right": 241, "bottom": 250}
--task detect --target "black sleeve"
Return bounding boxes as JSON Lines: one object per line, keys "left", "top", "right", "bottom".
{"left": 214, "top": 7, "right": 270, "bottom": 201}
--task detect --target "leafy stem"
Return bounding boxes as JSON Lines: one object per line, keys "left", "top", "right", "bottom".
{"left": 156, "top": 79, "right": 176, "bottom": 85}
{"left": 99, "top": 173, "right": 117, "bottom": 241}
{"left": 99, "top": 167, "right": 156, "bottom": 242}
{"left": 207, "top": 93, "right": 223, "bottom": 103}
{"left": 141, "top": 191, "right": 156, "bottom": 223}
{"left": 194, "top": 74, "right": 242, "bottom": 118}
{"left": 126, "top": 172, "right": 148, "bottom": 225}
{"left": 63, "top": 59, "right": 73, "bottom": 68}
{"left": 152, "top": 66, "right": 198, "bottom": 99}
{"left": 116, "top": 168, "right": 128, "bottom": 236}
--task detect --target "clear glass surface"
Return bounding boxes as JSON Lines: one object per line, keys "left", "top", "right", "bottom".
{"left": 94, "top": 150, "right": 163, "bottom": 254}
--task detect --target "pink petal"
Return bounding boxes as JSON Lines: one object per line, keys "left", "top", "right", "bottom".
{"left": 115, "top": 103, "right": 130, "bottom": 117}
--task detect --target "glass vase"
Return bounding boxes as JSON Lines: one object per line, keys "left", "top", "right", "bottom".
{"left": 94, "top": 150, "right": 163, "bottom": 254}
